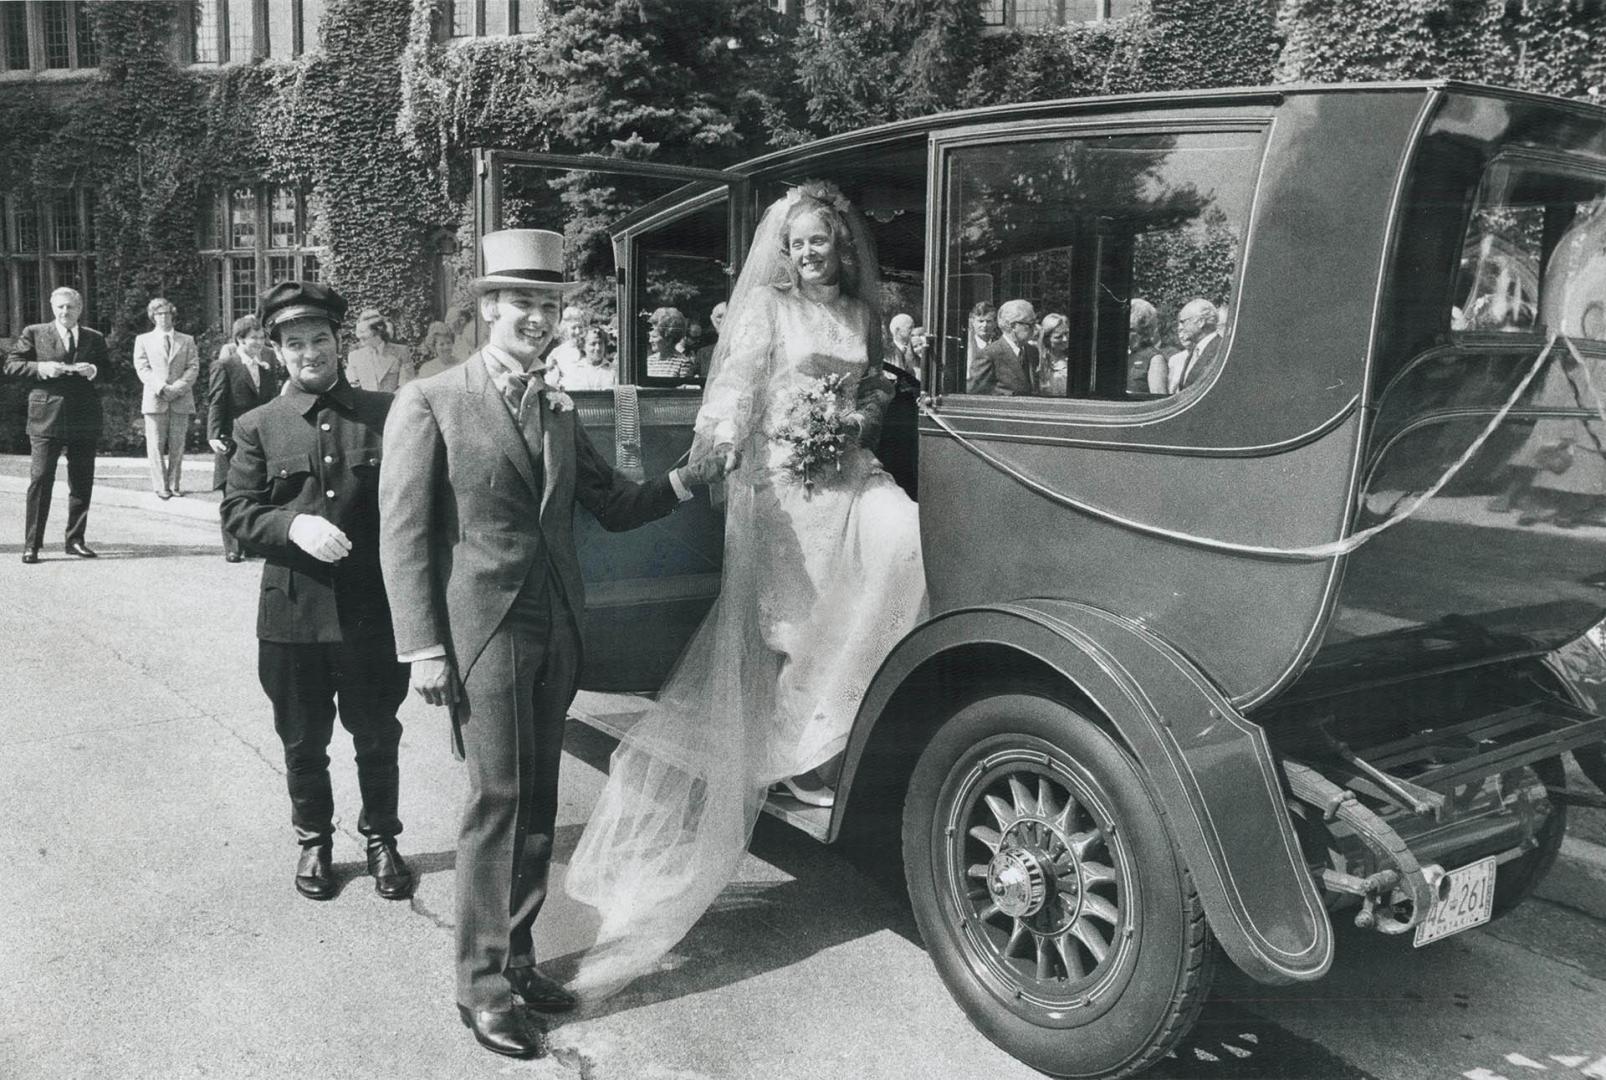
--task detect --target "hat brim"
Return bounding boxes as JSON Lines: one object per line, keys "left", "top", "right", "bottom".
{"left": 263, "top": 303, "right": 342, "bottom": 332}
{"left": 471, "top": 275, "right": 585, "bottom": 295}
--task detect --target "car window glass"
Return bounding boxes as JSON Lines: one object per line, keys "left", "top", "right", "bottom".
{"left": 940, "top": 129, "right": 1261, "bottom": 401}
{"left": 635, "top": 197, "right": 730, "bottom": 388}
{"left": 1454, "top": 161, "right": 1606, "bottom": 342}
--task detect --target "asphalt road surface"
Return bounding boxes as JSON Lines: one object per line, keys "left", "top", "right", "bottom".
{"left": 2, "top": 463, "right": 1604, "bottom": 1080}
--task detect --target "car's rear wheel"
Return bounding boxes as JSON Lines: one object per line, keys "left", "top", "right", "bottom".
{"left": 903, "top": 692, "right": 1214, "bottom": 1079}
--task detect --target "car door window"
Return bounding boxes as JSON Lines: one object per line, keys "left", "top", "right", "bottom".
{"left": 939, "top": 129, "right": 1261, "bottom": 402}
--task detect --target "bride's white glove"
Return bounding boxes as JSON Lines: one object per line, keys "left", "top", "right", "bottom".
{"left": 677, "top": 443, "right": 741, "bottom": 487}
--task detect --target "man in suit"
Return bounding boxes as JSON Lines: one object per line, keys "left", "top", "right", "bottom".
{"left": 1168, "top": 297, "right": 1224, "bottom": 394}
{"left": 886, "top": 312, "right": 916, "bottom": 374}
{"left": 208, "top": 314, "right": 281, "bottom": 561}
{"left": 968, "top": 298, "right": 1039, "bottom": 396}
{"left": 379, "top": 229, "right": 726, "bottom": 1060}
{"left": 132, "top": 297, "right": 201, "bottom": 499}
{"left": 4, "top": 286, "right": 107, "bottom": 563}
{"left": 222, "top": 281, "right": 414, "bottom": 907}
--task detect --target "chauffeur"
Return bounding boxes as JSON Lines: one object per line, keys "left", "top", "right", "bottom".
{"left": 221, "top": 281, "right": 413, "bottom": 903}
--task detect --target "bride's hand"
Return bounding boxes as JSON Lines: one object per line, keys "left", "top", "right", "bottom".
{"left": 676, "top": 444, "right": 740, "bottom": 487}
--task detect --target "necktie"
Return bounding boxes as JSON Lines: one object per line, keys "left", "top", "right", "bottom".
{"left": 165, "top": 333, "right": 174, "bottom": 358}
{"left": 67, "top": 330, "right": 77, "bottom": 362}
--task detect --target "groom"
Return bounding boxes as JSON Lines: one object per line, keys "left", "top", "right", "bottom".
{"left": 379, "top": 228, "right": 724, "bottom": 1059}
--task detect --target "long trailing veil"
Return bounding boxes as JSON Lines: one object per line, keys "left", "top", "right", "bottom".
{"left": 562, "top": 182, "right": 885, "bottom": 996}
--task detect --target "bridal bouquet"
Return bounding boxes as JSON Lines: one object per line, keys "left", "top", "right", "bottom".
{"left": 773, "top": 372, "right": 855, "bottom": 490}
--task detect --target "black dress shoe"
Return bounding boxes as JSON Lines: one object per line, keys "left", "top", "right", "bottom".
{"left": 225, "top": 552, "right": 244, "bottom": 563}
{"left": 21, "top": 549, "right": 39, "bottom": 564}
{"left": 157, "top": 490, "right": 172, "bottom": 500}
{"left": 366, "top": 836, "right": 415, "bottom": 900}
{"left": 458, "top": 1005, "right": 547, "bottom": 1059}
{"left": 294, "top": 843, "right": 336, "bottom": 901}
{"left": 505, "top": 965, "right": 578, "bottom": 1013}
{"left": 64, "top": 541, "right": 97, "bottom": 558}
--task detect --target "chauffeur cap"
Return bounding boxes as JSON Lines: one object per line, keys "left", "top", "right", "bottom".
{"left": 258, "top": 280, "right": 349, "bottom": 341}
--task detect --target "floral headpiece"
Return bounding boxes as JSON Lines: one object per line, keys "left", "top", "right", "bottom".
{"left": 785, "top": 182, "right": 851, "bottom": 214}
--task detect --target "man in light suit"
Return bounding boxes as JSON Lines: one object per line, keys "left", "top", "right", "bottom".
{"left": 345, "top": 308, "right": 416, "bottom": 392}
{"left": 133, "top": 297, "right": 201, "bottom": 498}
{"left": 1168, "top": 297, "right": 1223, "bottom": 394}
{"left": 968, "top": 298, "right": 1039, "bottom": 395}
{"left": 4, "top": 286, "right": 106, "bottom": 562}
{"left": 379, "top": 229, "right": 725, "bottom": 1060}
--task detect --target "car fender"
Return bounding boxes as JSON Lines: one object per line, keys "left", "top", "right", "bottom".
{"left": 837, "top": 599, "right": 1332, "bottom": 985}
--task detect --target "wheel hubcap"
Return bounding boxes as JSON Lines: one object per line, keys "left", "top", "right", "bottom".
{"left": 943, "top": 746, "right": 1135, "bottom": 1018}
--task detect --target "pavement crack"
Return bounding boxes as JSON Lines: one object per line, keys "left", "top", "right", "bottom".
{"left": 0, "top": 714, "right": 197, "bottom": 746}
{"left": 408, "top": 892, "right": 453, "bottom": 930}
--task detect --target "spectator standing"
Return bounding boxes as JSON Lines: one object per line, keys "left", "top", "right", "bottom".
{"left": 694, "top": 301, "right": 725, "bottom": 378}
{"left": 646, "top": 306, "right": 694, "bottom": 381}
{"left": 966, "top": 300, "right": 998, "bottom": 388}
{"left": 1036, "top": 312, "right": 1071, "bottom": 397}
{"left": 221, "top": 281, "right": 414, "bottom": 905}
{"left": 346, "top": 309, "right": 415, "bottom": 392}
{"left": 415, "top": 320, "right": 461, "bottom": 379}
{"left": 544, "top": 304, "right": 587, "bottom": 382}
{"left": 886, "top": 313, "right": 916, "bottom": 373}
{"left": 968, "top": 299, "right": 1038, "bottom": 396}
{"left": 207, "top": 315, "right": 281, "bottom": 562}
{"left": 133, "top": 297, "right": 201, "bottom": 499}
{"left": 560, "top": 327, "right": 616, "bottom": 390}
{"left": 1127, "top": 299, "right": 1168, "bottom": 395}
{"left": 1168, "top": 298, "right": 1222, "bottom": 394}
{"left": 448, "top": 305, "right": 476, "bottom": 363}
{"left": 4, "top": 286, "right": 106, "bottom": 562}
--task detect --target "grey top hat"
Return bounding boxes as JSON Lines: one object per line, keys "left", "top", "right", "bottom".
{"left": 472, "top": 229, "right": 583, "bottom": 294}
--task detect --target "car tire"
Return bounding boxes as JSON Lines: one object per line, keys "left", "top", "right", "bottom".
{"left": 903, "top": 692, "right": 1214, "bottom": 1079}
{"left": 1490, "top": 758, "right": 1567, "bottom": 918}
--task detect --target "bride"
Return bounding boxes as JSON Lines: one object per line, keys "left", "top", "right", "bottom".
{"left": 562, "top": 180, "right": 928, "bottom": 993}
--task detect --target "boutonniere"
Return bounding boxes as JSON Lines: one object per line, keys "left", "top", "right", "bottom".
{"left": 547, "top": 389, "right": 575, "bottom": 413}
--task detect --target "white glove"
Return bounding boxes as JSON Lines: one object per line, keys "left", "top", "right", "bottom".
{"left": 36, "top": 360, "right": 64, "bottom": 378}
{"left": 287, "top": 514, "right": 352, "bottom": 563}
{"left": 209, "top": 438, "right": 230, "bottom": 454}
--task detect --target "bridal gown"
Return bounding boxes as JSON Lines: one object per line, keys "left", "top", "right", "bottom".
{"left": 563, "top": 281, "right": 928, "bottom": 993}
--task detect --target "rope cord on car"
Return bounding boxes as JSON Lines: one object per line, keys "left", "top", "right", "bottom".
{"left": 917, "top": 332, "right": 1582, "bottom": 564}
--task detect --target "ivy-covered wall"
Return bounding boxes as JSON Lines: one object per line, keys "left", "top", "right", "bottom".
{"left": 2, "top": 0, "right": 1604, "bottom": 454}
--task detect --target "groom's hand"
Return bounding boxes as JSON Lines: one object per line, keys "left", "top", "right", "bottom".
{"left": 410, "top": 656, "right": 458, "bottom": 707}
{"left": 676, "top": 444, "right": 740, "bottom": 487}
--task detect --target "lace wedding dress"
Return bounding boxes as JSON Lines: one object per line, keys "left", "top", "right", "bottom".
{"left": 563, "top": 189, "right": 927, "bottom": 995}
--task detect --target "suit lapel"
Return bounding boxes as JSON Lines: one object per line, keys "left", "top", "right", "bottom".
{"left": 465, "top": 352, "right": 541, "bottom": 500}
{"left": 540, "top": 406, "right": 572, "bottom": 525}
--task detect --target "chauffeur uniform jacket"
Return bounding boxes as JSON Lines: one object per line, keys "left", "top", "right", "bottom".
{"left": 220, "top": 378, "right": 395, "bottom": 645}
{"left": 3, "top": 321, "right": 107, "bottom": 439}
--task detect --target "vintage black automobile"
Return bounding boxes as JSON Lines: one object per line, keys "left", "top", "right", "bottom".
{"left": 472, "top": 80, "right": 1606, "bottom": 1077}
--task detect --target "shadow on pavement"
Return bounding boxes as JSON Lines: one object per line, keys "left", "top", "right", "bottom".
{"left": 0, "top": 542, "right": 225, "bottom": 559}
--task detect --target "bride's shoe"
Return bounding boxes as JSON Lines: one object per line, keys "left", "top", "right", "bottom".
{"left": 776, "top": 775, "right": 836, "bottom": 808}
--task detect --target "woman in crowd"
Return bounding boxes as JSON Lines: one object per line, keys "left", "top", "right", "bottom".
{"left": 414, "top": 320, "right": 460, "bottom": 379}
{"left": 645, "top": 306, "right": 695, "bottom": 381}
{"left": 559, "top": 327, "right": 616, "bottom": 390}
{"left": 345, "top": 308, "right": 415, "bottom": 391}
{"left": 1037, "top": 312, "right": 1072, "bottom": 397}
{"left": 1128, "top": 298, "right": 1168, "bottom": 395}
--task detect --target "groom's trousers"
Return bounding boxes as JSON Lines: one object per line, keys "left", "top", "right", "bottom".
{"left": 456, "top": 563, "right": 580, "bottom": 1010}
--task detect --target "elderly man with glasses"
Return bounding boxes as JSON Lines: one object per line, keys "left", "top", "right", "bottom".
{"left": 967, "top": 298, "right": 1039, "bottom": 396}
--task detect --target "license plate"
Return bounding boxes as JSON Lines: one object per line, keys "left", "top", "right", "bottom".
{"left": 1414, "top": 856, "right": 1497, "bottom": 947}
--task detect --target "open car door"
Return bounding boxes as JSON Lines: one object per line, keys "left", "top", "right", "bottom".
{"left": 474, "top": 150, "right": 743, "bottom": 691}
